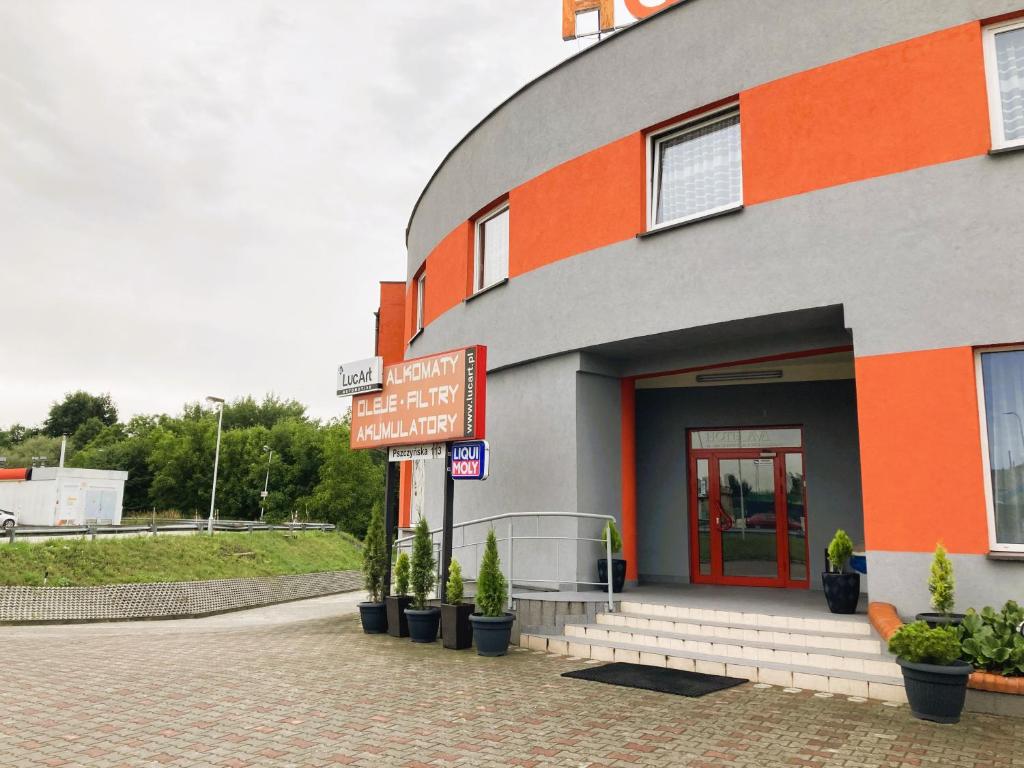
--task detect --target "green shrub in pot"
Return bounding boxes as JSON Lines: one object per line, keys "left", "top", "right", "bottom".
{"left": 469, "top": 529, "right": 514, "bottom": 656}
{"left": 357, "top": 502, "right": 388, "bottom": 633}
{"left": 821, "top": 529, "right": 859, "bottom": 614}
{"left": 405, "top": 515, "right": 440, "bottom": 643}
{"left": 385, "top": 551, "right": 413, "bottom": 638}
{"left": 888, "top": 621, "right": 972, "bottom": 724}
{"left": 441, "top": 559, "right": 474, "bottom": 650}
{"left": 916, "top": 543, "right": 965, "bottom": 627}
{"left": 959, "top": 601, "right": 1024, "bottom": 676}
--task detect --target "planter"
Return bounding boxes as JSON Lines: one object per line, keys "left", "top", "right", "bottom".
{"left": 358, "top": 602, "right": 387, "bottom": 634}
{"left": 405, "top": 607, "right": 441, "bottom": 643}
{"left": 897, "top": 657, "right": 972, "bottom": 724}
{"left": 441, "top": 602, "right": 475, "bottom": 650}
{"left": 386, "top": 595, "right": 413, "bottom": 637}
{"left": 596, "top": 558, "right": 627, "bottom": 593}
{"left": 821, "top": 571, "right": 860, "bottom": 614}
{"left": 469, "top": 612, "right": 515, "bottom": 656}
{"left": 915, "top": 612, "right": 966, "bottom": 629}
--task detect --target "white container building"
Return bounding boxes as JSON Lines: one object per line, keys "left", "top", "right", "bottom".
{"left": 0, "top": 468, "right": 128, "bottom": 526}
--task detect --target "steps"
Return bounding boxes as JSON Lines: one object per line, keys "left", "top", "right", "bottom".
{"left": 522, "top": 599, "right": 907, "bottom": 703}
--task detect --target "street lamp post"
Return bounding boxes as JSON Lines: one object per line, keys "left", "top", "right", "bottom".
{"left": 259, "top": 445, "right": 272, "bottom": 521}
{"left": 206, "top": 396, "right": 225, "bottom": 534}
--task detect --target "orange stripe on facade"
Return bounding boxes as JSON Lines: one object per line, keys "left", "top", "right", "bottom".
{"left": 741, "top": 22, "right": 990, "bottom": 206}
{"left": 855, "top": 346, "right": 990, "bottom": 555}
{"left": 376, "top": 282, "right": 406, "bottom": 368}
{"left": 408, "top": 21, "right": 992, "bottom": 339}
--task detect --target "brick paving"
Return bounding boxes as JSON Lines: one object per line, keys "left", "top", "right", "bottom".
{"left": 2, "top": 610, "right": 1023, "bottom": 767}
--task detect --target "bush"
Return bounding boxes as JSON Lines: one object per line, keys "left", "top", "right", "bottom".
{"left": 409, "top": 516, "right": 436, "bottom": 610}
{"left": 476, "top": 529, "right": 507, "bottom": 617}
{"left": 393, "top": 552, "right": 410, "bottom": 597}
{"left": 601, "top": 520, "right": 622, "bottom": 555}
{"left": 888, "top": 621, "right": 962, "bottom": 666}
{"left": 928, "top": 543, "right": 955, "bottom": 615}
{"left": 960, "top": 601, "right": 1024, "bottom": 676}
{"left": 826, "top": 529, "right": 854, "bottom": 573}
{"left": 361, "top": 503, "right": 386, "bottom": 603}
{"left": 446, "top": 559, "right": 464, "bottom": 605}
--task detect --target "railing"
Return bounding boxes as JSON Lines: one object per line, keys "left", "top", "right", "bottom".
{"left": 1, "top": 520, "right": 336, "bottom": 543}
{"left": 393, "top": 511, "right": 615, "bottom": 611}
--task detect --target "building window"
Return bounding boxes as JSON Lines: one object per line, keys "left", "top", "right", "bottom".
{"left": 414, "top": 271, "right": 426, "bottom": 334}
{"left": 984, "top": 19, "right": 1024, "bottom": 151}
{"left": 474, "top": 204, "right": 509, "bottom": 293}
{"left": 977, "top": 346, "right": 1024, "bottom": 550}
{"left": 650, "top": 107, "right": 742, "bottom": 229}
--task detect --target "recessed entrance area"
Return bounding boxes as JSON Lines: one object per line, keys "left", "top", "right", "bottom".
{"left": 689, "top": 428, "right": 808, "bottom": 588}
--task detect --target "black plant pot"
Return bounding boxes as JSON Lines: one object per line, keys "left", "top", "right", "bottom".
{"left": 386, "top": 595, "right": 413, "bottom": 637}
{"left": 470, "top": 613, "right": 515, "bottom": 656}
{"left": 597, "top": 558, "right": 627, "bottom": 593}
{"left": 821, "top": 571, "right": 860, "bottom": 614}
{"left": 358, "top": 602, "right": 387, "bottom": 634}
{"left": 441, "top": 603, "right": 475, "bottom": 650}
{"left": 405, "top": 607, "right": 441, "bottom": 643}
{"left": 897, "top": 658, "right": 972, "bottom": 723}
{"left": 915, "top": 612, "right": 966, "bottom": 629}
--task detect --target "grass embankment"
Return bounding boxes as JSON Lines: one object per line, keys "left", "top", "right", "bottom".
{"left": 0, "top": 531, "right": 362, "bottom": 587}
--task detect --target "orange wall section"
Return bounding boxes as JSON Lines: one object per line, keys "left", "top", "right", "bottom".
{"left": 375, "top": 282, "right": 406, "bottom": 367}
{"left": 855, "top": 347, "right": 990, "bottom": 555}
{"left": 423, "top": 222, "right": 472, "bottom": 327}
{"left": 741, "top": 22, "right": 991, "bottom": 206}
{"left": 509, "top": 133, "right": 645, "bottom": 277}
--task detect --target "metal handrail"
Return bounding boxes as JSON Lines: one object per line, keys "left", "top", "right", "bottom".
{"left": 393, "top": 511, "right": 615, "bottom": 611}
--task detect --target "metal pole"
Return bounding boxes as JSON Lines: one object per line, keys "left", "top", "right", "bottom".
{"left": 507, "top": 518, "right": 514, "bottom": 610}
{"left": 207, "top": 400, "right": 224, "bottom": 535}
{"left": 383, "top": 459, "right": 398, "bottom": 598}
{"left": 59, "top": 435, "right": 67, "bottom": 468}
{"left": 606, "top": 522, "right": 614, "bottom": 612}
{"left": 440, "top": 443, "right": 454, "bottom": 602}
{"left": 259, "top": 449, "right": 272, "bottom": 521}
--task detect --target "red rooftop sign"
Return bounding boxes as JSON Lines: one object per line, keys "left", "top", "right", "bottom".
{"left": 349, "top": 346, "right": 486, "bottom": 450}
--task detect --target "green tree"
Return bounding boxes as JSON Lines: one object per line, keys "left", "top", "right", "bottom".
{"left": 362, "top": 502, "right": 386, "bottom": 602}
{"left": 306, "top": 421, "right": 383, "bottom": 536}
{"left": 929, "top": 543, "right": 955, "bottom": 615}
{"left": 409, "top": 515, "right": 436, "bottom": 610}
{"left": 0, "top": 435, "right": 63, "bottom": 468}
{"left": 476, "top": 529, "right": 508, "bottom": 617}
{"left": 43, "top": 392, "right": 118, "bottom": 437}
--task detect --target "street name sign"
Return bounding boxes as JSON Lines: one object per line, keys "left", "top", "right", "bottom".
{"left": 388, "top": 443, "right": 446, "bottom": 462}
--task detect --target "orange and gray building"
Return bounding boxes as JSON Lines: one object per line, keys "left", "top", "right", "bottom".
{"left": 367, "top": 1, "right": 1024, "bottom": 616}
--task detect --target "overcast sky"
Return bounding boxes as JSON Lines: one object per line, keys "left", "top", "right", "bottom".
{"left": 0, "top": 1, "right": 601, "bottom": 427}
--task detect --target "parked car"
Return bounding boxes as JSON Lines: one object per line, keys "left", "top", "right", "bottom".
{"left": 745, "top": 512, "right": 802, "bottom": 532}
{"left": 0, "top": 508, "right": 16, "bottom": 530}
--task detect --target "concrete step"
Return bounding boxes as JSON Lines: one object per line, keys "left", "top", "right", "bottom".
{"left": 618, "top": 600, "right": 873, "bottom": 636}
{"left": 522, "top": 632, "right": 907, "bottom": 703}
{"left": 595, "top": 612, "right": 882, "bottom": 654}
{"left": 566, "top": 623, "right": 899, "bottom": 677}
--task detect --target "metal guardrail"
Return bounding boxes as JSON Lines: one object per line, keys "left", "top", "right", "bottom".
{"left": 394, "top": 511, "right": 615, "bottom": 611}
{"left": 2, "top": 520, "right": 336, "bottom": 542}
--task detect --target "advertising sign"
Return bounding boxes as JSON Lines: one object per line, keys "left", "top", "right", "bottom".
{"left": 388, "top": 443, "right": 446, "bottom": 462}
{"left": 450, "top": 440, "right": 489, "bottom": 480}
{"left": 336, "top": 357, "right": 383, "bottom": 397}
{"left": 350, "top": 346, "right": 486, "bottom": 450}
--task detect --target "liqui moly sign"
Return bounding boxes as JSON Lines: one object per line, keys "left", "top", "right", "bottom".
{"left": 562, "top": 0, "right": 682, "bottom": 40}
{"left": 450, "top": 440, "right": 489, "bottom": 481}
{"left": 349, "top": 346, "right": 486, "bottom": 450}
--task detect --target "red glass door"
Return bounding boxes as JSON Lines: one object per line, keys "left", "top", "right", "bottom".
{"left": 689, "top": 428, "right": 808, "bottom": 588}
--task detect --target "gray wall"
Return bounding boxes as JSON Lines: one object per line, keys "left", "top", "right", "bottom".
{"left": 635, "top": 380, "right": 864, "bottom": 587}
{"left": 870, "top": 552, "right": 1024, "bottom": 618}
{"left": 407, "top": 0, "right": 1023, "bottom": 270}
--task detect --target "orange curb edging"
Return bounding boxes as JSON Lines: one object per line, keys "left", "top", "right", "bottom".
{"left": 867, "top": 601, "right": 1024, "bottom": 695}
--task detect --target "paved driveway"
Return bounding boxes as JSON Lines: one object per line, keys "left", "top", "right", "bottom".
{"left": 2, "top": 596, "right": 1022, "bottom": 767}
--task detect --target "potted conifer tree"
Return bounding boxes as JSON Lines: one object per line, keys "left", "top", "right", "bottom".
{"left": 405, "top": 516, "right": 440, "bottom": 643}
{"left": 469, "top": 529, "right": 514, "bottom": 656}
{"left": 386, "top": 552, "right": 413, "bottom": 638}
{"left": 441, "top": 559, "right": 474, "bottom": 650}
{"left": 596, "top": 520, "right": 627, "bottom": 593}
{"left": 889, "top": 621, "right": 972, "bottom": 723}
{"left": 358, "top": 502, "right": 388, "bottom": 633}
{"left": 915, "top": 544, "right": 966, "bottom": 628}
{"left": 821, "top": 529, "right": 860, "bottom": 614}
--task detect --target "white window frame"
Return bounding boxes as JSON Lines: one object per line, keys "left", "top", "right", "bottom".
{"left": 974, "top": 344, "right": 1024, "bottom": 552}
{"left": 647, "top": 104, "right": 743, "bottom": 232}
{"left": 983, "top": 18, "right": 1024, "bottom": 152}
{"left": 414, "top": 271, "right": 426, "bottom": 335}
{"left": 473, "top": 203, "right": 510, "bottom": 294}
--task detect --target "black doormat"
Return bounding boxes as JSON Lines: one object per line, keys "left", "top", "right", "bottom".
{"left": 561, "top": 662, "right": 747, "bottom": 697}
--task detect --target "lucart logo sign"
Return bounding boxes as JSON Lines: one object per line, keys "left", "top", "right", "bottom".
{"left": 336, "top": 357, "right": 383, "bottom": 397}
{"left": 562, "top": 0, "right": 682, "bottom": 40}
